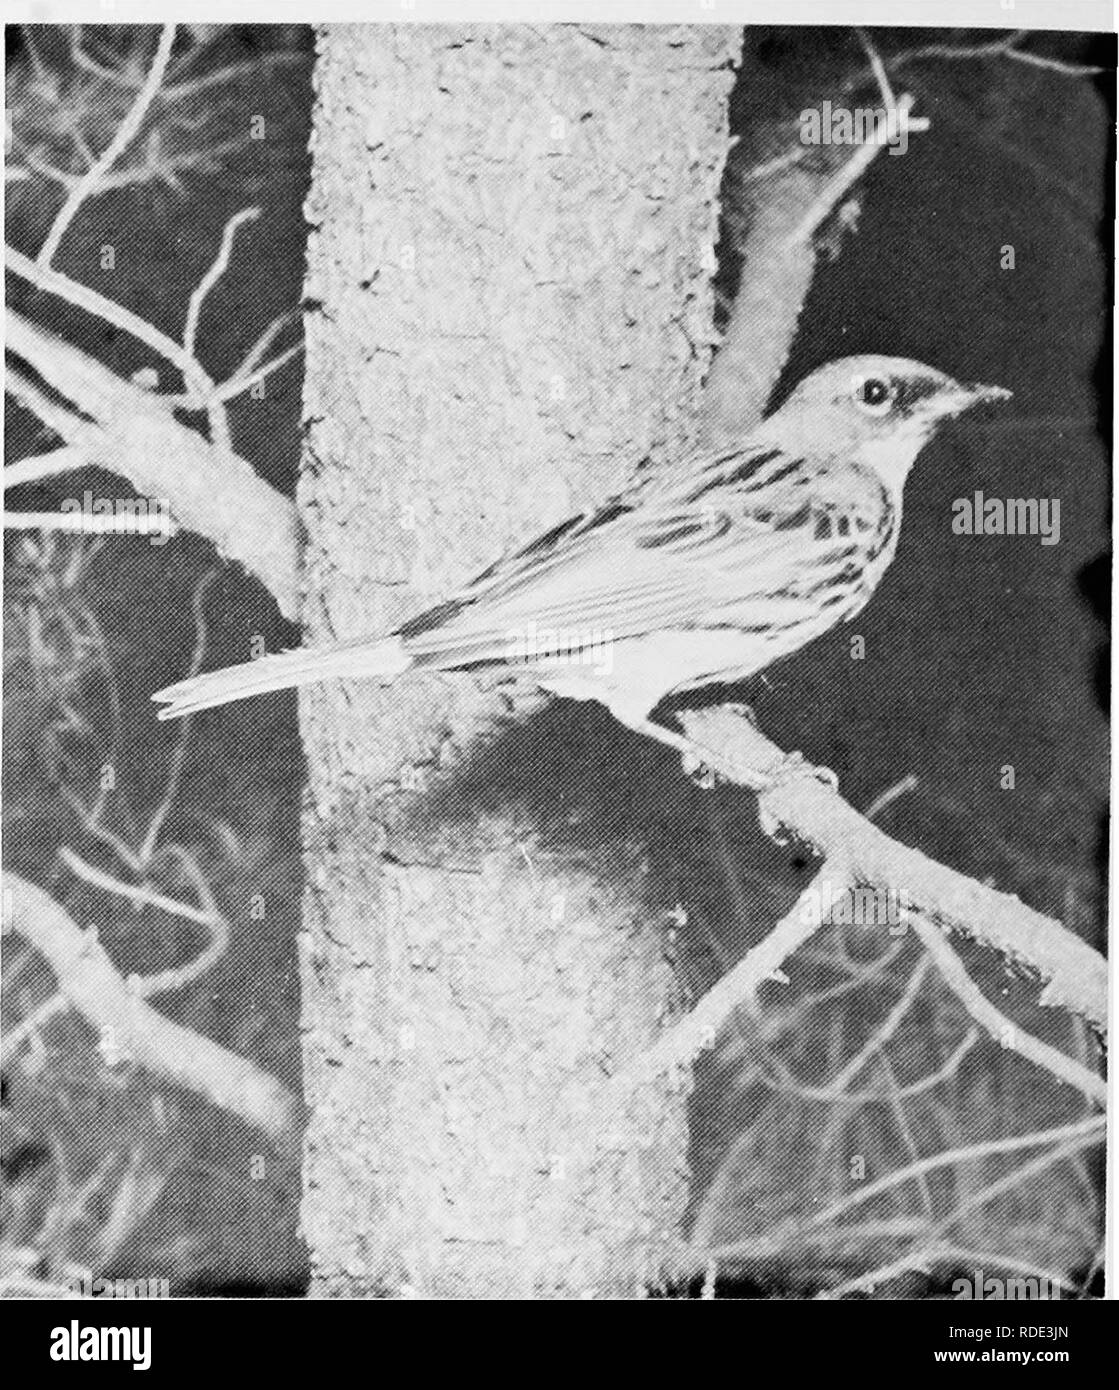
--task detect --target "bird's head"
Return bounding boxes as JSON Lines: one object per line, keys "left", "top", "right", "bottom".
{"left": 768, "top": 355, "right": 1011, "bottom": 491}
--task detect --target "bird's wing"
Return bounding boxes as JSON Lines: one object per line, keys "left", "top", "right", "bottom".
{"left": 400, "top": 444, "right": 871, "bottom": 665}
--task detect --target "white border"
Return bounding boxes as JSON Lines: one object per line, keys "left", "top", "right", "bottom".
{"left": 3, "top": 0, "right": 1114, "bottom": 1305}
{"left": 3, "top": 1, "right": 1116, "bottom": 34}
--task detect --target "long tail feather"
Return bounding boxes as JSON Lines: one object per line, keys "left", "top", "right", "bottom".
{"left": 152, "top": 636, "right": 413, "bottom": 719}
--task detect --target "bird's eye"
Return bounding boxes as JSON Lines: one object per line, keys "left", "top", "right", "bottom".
{"left": 854, "top": 376, "right": 894, "bottom": 414}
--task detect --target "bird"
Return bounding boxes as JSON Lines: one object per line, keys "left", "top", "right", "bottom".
{"left": 152, "top": 355, "right": 1009, "bottom": 760}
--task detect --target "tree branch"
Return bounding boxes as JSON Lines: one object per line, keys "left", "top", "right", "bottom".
{"left": 5, "top": 309, "right": 299, "bottom": 618}
{"left": 37, "top": 24, "right": 178, "bottom": 268}
{"left": 703, "top": 32, "right": 928, "bottom": 438}
{"left": 4, "top": 873, "right": 298, "bottom": 1141}
{"left": 672, "top": 706, "right": 1106, "bottom": 1036}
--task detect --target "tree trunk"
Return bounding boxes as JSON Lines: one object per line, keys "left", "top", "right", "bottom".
{"left": 300, "top": 22, "right": 741, "bottom": 1298}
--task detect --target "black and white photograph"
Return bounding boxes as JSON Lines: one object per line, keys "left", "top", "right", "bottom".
{"left": 1, "top": 0, "right": 1113, "bottom": 1331}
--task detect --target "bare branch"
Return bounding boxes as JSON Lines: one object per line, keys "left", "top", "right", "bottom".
{"left": 887, "top": 30, "right": 1103, "bottom": 79}
{"left": 183, "top": 203, "right": 260, "bottom": 386}
{"left": 1, "top": 993, "right": 70, "bottom": 1064}
{"left": 704, "top": 1113, "right": 1104, "bottom": 1265}
{"left": 3, "top": 445, "right": 94, "bottom": 488}
{"left": 1004, "top": 47, "right": 1104, "bottom": 77}
{"left": 889, "top": 31, "right": 1032, "bottom": 68}
{"left": 5, "top": 309, "right": 299, "bottom": 618}
{"left": 7, "top": 244, "right": 215, "bottom": 399}
{"left": 56, "top": 846, "right": 217, "bottom": 933}
{"left": 827, "top": 954, "right": 930, "bottom": 1092}
{"left": 785, "top": 94, "right": 927, "bottom": 248}
{"left": 56, "top": 845, "right": 231, "bottom": 998}
{"left": 910, "top": 911, "right": 1104, "bottom": 1105}
{"left": 38, "top": 25, "right": 178, "bottom": 268}
{"left": 863, "top": 773, "right": 919, "bottom": 823}
{"left": 138, "top": 570, "right": 218, "bottom": 861}
{"left": 4, "top": 510, "right": 177, "bottom": 537}
{"left": 703, "top": 50, "right": 927, "bottom": 439}
{"left": 767, "top": 1027, "right": 980, "bottom": 1106}
{"left": 613, "top": 868, "right": 842, "bottom": 1092}
{"left": 4, "top": 872, "right": 297, "bottom": 1140}
{"left": 202, "top": 341, "right": 304, "bottom": 407}
{"left": 675, "top": 706, "right": 1107, "bottom": 1037}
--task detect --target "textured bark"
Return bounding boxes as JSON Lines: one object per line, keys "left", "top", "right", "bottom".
{"left": 300, "top": 23, "right": 741, "bottom": 1297}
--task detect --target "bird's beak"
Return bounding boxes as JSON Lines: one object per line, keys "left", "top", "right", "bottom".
{"left": 933, "top": 380, "right": 1013, "bottom": 419}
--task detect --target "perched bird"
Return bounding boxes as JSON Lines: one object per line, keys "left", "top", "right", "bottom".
{"left": 153, "top": 356, "right": 1009, "bottom": 756}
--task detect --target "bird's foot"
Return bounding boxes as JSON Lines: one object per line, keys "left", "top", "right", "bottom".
{"left": 675, "top": 701, "right": 760, "bottom": 790}
{"left": 610, "top": 707, "right": 724, "bottom": 789}
{"left": 680, "top": 748, "right": 719, "bottom": 791}
{"left": 723, "top": 700, "right": 760, "bottom": 727}
{"left": 753, "top": 752, "right": 839, "bottom": 845}
{"left": 763, "top": 749, "right": 840, "bottom": 794}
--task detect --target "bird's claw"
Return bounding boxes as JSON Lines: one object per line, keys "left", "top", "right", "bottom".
{"left": 813, "top": 762, "right": 840, "bottom": 793}
{"left": 681, "top": 749, "right": 719, "bottom": 791}
{"left": 765, "top": 749, "right": 840, "bottom": 793}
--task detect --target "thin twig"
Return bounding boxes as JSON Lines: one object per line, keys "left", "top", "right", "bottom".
{"left": 786, "top": 92, "right": 927, "bottom": 248}
{"left": 161, "top": 51, "right": 307, "bottom": 102}
{"left": 828, "top": 955, "right": 930, "bottom": 1092}
{"left": 844, "top": 29, "right": 1103, "bottom": 94}
{"left": 911, "top": 913, "right": 1105, "bottom": 1106}
{"left": 932, "top": 1131, "right": 1099, "bottom": 1248}
{"left": 824, "top": 1130, "right": 1101, "bottom": 1297}
{"left": 60, "top": 783, "right": 145, "bottom": 876}
{"left": 1004, "top": 47, "right": 1104, "bottom": 77}
{"left": 57, "top": 846, "right": 216, "bottom": 933}
{"left": 18, "top": 135, "right": 250, "bottom": 195}
{"left": 209, "top": 341, "right": 304, "bottom": 405}
{"left": 0, "top": 992, "right": 70, "bottom": 1065}
{"left": 863, "top": 773, "right": 918, "bottom": 824}
{"left": 3, "top": 510, "right": 177, "bottom": 537}
{"left": 3, "top": 446, "right": 93, "bottom": 489}
{"left": 889, "top": 31, "right": 1030, "bottom": 71}
{"left": 767, "top": 1027, "right": 978, "bottom": 1107}
{"left": 5, "top": 361, "right": 92, "bottom": 443}
{"left": 38, "top": 24, "right": 178, "bottom": 268}
{"left": 800, "top": 1115, "right": 1103, "bottom": 1243}
{"left": 234, "top": 310, "right": 300, "bottom": 377}
{"left": 183, "top": 206, "right": 259, "bottom": 362}
{"left": 56, "top": 847, "right": 230, "bottom": 998}
{"left": 182, "top": 208, "right": 263, "bottom": 449}
{"left": 7, "top": 245, "right": 215, "bottom": 400}
{"left": 139, "top": 570, "right": 218, "bottom": 862}
{"left": 613, "top": 867, "right": 847, "bottom": 1093}
{"left": 855, "top": 27, "right": 898, "bottom": 110}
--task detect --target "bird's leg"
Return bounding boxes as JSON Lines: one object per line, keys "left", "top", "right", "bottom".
{"left": 678, "top": 702, "right": 841, "bottom": 794}
{"left": 606, "top": 705, "right": 722, "bottom": 790}
{"left": 725, "top": 722, "right": 840, "bottom": 792}
{"left": 609, "top": 702, "right": 840, "bottom": 795}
